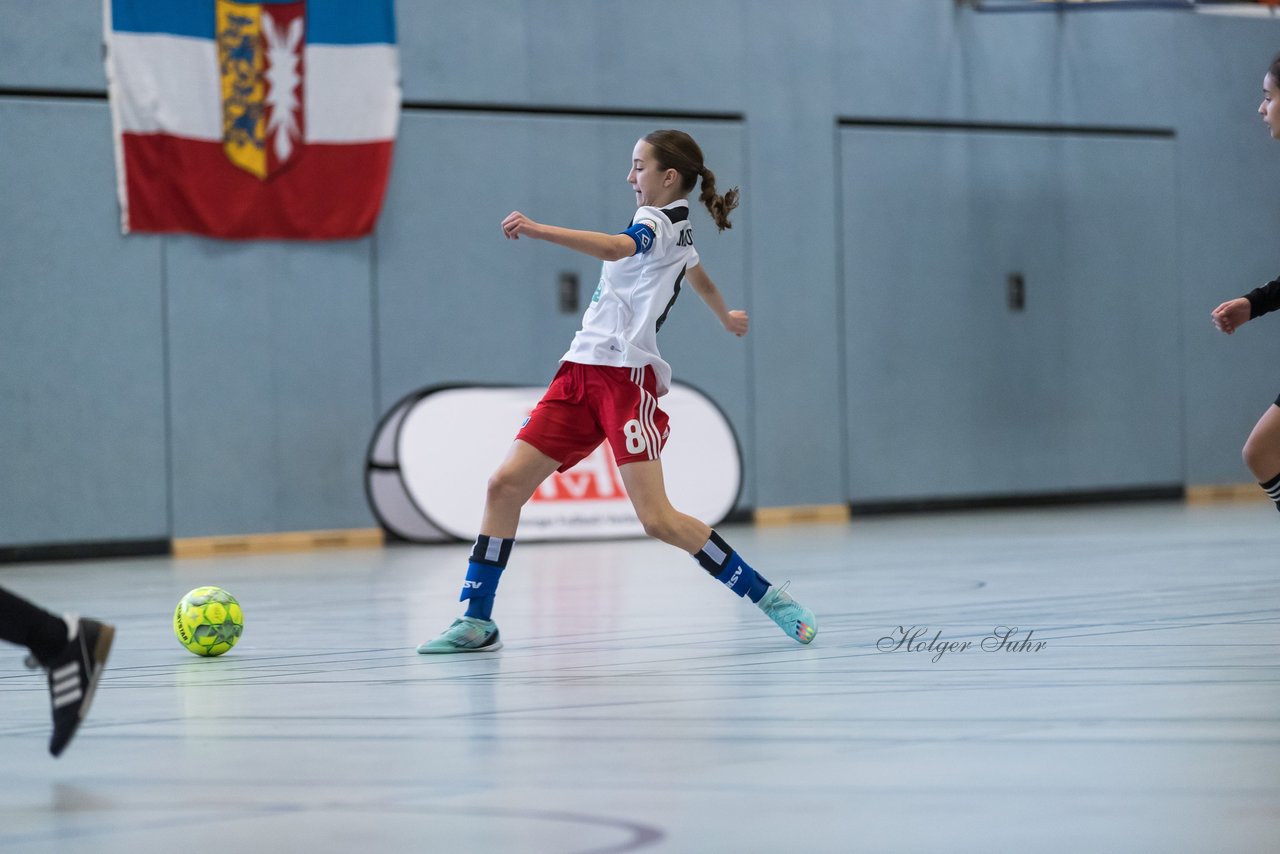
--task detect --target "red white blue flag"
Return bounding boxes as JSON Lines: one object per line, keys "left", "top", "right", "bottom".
{"left": 104, "top": 0, "right": 400, "bottom": 239}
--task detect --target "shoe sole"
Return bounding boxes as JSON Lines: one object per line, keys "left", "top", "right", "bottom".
{"left": 78, "top": 623, "right": 115, "bottom": 722}
{"left": 417, "top": 637, "right": 503, "bottom": 654}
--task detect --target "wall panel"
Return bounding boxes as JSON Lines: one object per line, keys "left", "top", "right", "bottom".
{"left": 2, "top": 2, "right": 1280, "bottom": 550}
{"left": 0, "top": 99, "right": 167, "bottom": 545}
{"left": 840, "top": 125, "right": 1181, "bottom": 501}
{"left": 165, "top": 238, "right": 377, "bottom": 537}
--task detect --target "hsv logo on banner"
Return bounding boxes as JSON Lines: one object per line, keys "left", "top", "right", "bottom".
{"left": 530, "top": 445, "right": 628, "bottom": 503}
{"left": 104, "top": 0, "right": 400, "bottom": 239}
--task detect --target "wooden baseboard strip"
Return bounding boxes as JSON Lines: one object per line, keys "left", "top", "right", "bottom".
{"left": 1185, "top": 484, "right": 1270, "bottom": 505}
{"left": 754, "top": 504, "right": 851, "bottom": 527}
{"left": 172, "top": 528, "right": 384, "bottom": 558}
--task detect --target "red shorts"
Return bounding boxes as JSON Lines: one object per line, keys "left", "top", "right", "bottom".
{"left": 517, "top": 362, "right": 670, "bottom": 472}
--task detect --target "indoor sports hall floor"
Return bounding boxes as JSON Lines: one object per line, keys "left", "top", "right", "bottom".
{"left": 1, "top": 501, "right": 1278, "bottom": 854}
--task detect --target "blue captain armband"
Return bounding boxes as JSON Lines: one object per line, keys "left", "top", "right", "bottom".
{"left": 621, "top": 221, "right": 657, "bottom": 255}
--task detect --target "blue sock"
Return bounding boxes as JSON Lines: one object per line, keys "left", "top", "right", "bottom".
{"left": 461, "top": 535, "right": 513, "bottom": 620}
{"left": 694, "top": 531, "right": 770, "bottom": 603}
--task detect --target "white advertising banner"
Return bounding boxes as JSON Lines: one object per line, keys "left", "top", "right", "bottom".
{"left": 366, "top": 383, "right": 742, "bottom": 542}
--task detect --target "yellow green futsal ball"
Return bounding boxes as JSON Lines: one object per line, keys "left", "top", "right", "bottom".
{"left": 174, "top": 586, "right": 244, "bottom": 657}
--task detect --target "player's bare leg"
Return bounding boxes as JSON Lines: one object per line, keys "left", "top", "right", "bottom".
{"left": 418, "top": 441, "right": 561, "bottom": 654}
{"left": 616, "top": 458, "right": 710, "bottom": 551}
{"left": 1243, "top": 405, "right": 1280, "bottom": 512}
{"left": 479, "top": 440, "right": 563, "bottom": 539}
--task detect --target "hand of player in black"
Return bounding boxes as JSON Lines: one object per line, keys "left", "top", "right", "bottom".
{"left": 1211, "top": 298, "right": 1251, "bottom": 335}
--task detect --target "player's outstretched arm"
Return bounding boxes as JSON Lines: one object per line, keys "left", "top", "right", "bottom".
{"left": 1211, "top": 298, "right": 1252, "bottom": 335}
{"left": 501, "top": 211, "right": 636, "bottom": 262}
{"left": 686, "top": 263, "right": 748, "bottom": 337}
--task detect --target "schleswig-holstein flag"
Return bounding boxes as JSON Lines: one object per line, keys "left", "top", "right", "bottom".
{"left": 104, "top": 0, "right": 400, "bottom": 239}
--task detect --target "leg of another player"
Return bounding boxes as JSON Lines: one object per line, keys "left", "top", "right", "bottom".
{"left": 418, "top": 440, "right": 561, "bottom": 654}
{"left": 618, "top": 459, "right": 817, "bottom": 644}
{"left": 0, "top": 586, "right": 69, "bottom": 658}
{"left": 0, "top": 586, "right": 115, "bottom": 756}
{"left": 1243, "top": 404, "right": 1280, "bottom": 512}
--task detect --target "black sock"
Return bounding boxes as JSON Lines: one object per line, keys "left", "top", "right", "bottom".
{"left": 0, "top": 588, "right": 68, "bottom": 664}
{"left": 1262, "top": 473, "right": 1280, "bottom": 512}
{"left": 693, "top": 531, "right": 734, "bottom": 576}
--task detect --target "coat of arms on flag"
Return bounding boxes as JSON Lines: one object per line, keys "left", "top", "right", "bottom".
{"left": 104, "top": 0, "right": 400, "bottom": 240}
{"left": 217, "top": 0, "right": 306, "bottom": 180}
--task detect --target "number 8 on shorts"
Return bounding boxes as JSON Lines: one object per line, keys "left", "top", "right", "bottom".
{"left": 623, "top": 419, "right": 648, "bottom": 455}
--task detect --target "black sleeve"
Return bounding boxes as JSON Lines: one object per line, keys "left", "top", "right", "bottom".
{"left": 1246, "top": 277, "right": 1280, "bottom": 320}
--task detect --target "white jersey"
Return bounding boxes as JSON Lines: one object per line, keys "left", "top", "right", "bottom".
{"left": 561, "top": 199, "right": 700, "bottom": 397}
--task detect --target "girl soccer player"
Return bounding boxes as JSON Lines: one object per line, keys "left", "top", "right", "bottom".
{"left": 1212, "top": 54, "right": 1280, "bottom": 513}
{"left": 418, "top": 130, "right": 817, "bottom": 652}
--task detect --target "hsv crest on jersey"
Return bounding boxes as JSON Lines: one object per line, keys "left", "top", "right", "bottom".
{"left": 217, "top": 0, "right": 307, "bottom": 180}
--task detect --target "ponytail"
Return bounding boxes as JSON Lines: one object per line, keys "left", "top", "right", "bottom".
{"left": 643, "top": 129, "right": 740, "bottom": 232}
{"left": 697, "top": 166, "right": 740, "bottom": 232}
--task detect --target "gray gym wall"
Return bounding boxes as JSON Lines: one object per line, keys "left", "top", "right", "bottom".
{"left": 2, "top": 0, "right": 1278, "bottom": 548}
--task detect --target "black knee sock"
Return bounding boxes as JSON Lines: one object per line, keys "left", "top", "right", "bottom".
{"left": 1262, "top": 473, "right": 1280, "bottom": 512}
{"left": 0, "top": 587, "right": 68, "bottom": 664}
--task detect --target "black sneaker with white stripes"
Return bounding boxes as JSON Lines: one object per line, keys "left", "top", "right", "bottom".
{"left": 29, "top": 616, "right": 115, "bottom": 757}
